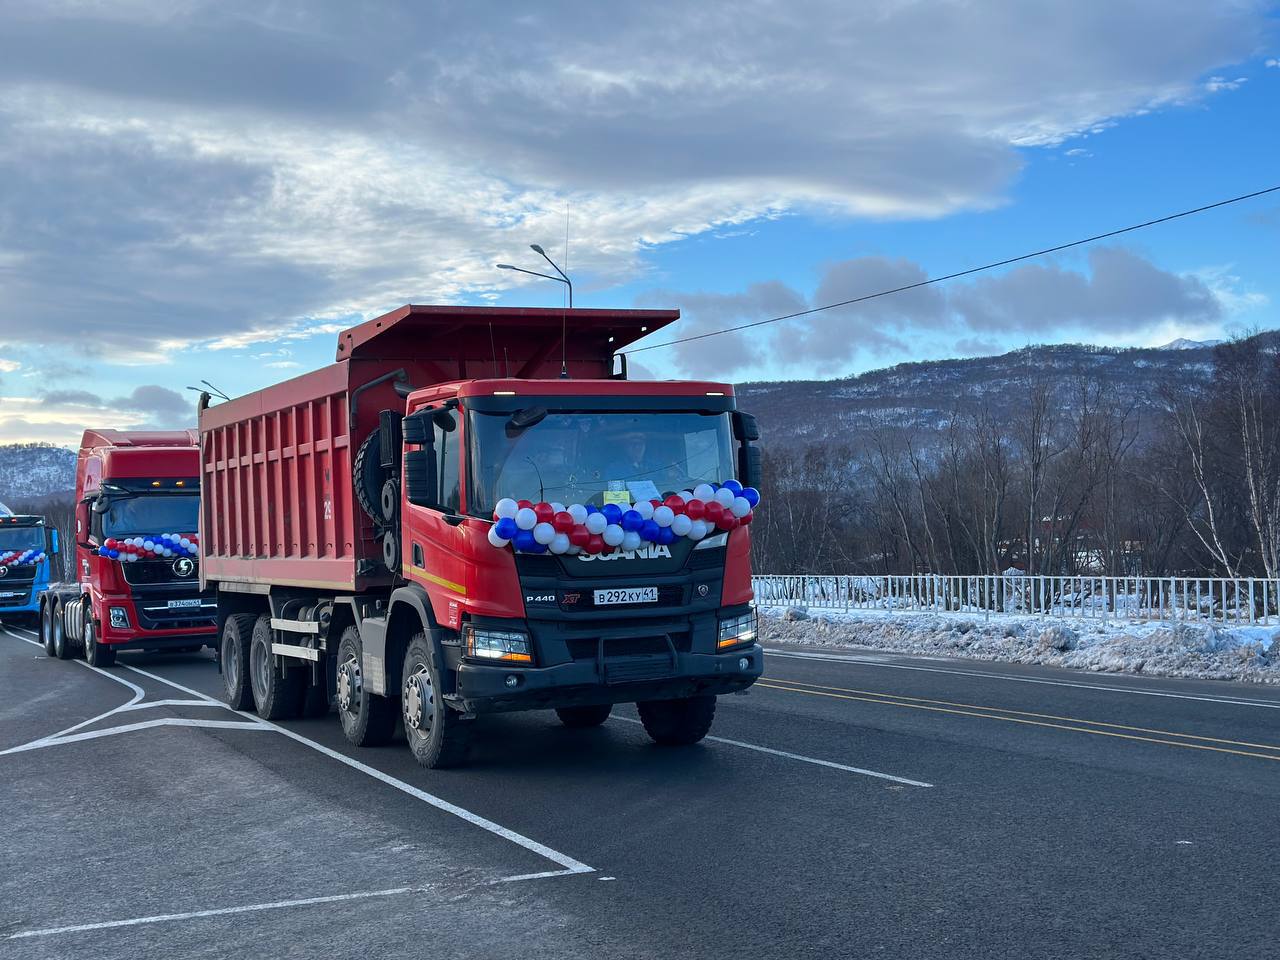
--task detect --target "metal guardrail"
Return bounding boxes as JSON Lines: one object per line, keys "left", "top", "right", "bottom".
{"left": 751, "top": 574, "right": 1280, "bottom": 626}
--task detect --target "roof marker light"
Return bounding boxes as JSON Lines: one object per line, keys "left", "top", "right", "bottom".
{"left": 706, "top": 391, "right": 725, "bottom": 396}
{"left": 493, "top": 390, "right": 517, "bottom": 396}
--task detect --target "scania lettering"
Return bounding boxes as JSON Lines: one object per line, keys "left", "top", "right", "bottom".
{"left": 202, "top": 305, "right": 764, "bottom": 768}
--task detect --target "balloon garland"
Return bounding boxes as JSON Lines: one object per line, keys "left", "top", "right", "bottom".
{"left": 96, "top": 533, "right": 199, "bottom": 562}
{"left": 0, "top": 550, "right": 46, "bottom": 568}
{"left": 487, "top": 481, "right": 760, "bottom": 555}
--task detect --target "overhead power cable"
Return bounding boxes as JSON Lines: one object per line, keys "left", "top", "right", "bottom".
{"left": 622, "top": 184, "right": 1280, "bottom": 356}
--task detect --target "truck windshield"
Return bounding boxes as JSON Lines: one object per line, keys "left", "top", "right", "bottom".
{"left": 100, "top": 494, "right": 200, "bottom": 538}
{"left": 468, "top": 409, "right": 736, "bottom": 515}
{"left": 0, "top": 527, "right": 44, "bottom": 552}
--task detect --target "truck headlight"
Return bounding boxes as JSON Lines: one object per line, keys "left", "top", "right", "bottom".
{"left": 717, "top": 611, "right": 757, "bottom": 649}
{"left": 463, "top": 624, "right": 533, "bottom": 664}
{"left": 108, "top": 606, "right": 130, "bottom": 629}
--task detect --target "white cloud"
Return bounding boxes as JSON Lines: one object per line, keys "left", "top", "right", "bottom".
{"left": 0, "top": 359, "right": 20, "bottom": 373}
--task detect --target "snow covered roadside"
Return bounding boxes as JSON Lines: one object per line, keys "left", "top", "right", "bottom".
{"left": 758, "top": 606, "right": 1280, "bottom": 685}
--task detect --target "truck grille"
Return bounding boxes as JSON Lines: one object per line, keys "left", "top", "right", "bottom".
{"left": 0, "top": 564, "right": 37, "bottom": 583}
{"left": 122, "top": 560, "right": 200, "bottom": 586}
{"left": 565, "top": 632, "right": 691, "bottom": 660}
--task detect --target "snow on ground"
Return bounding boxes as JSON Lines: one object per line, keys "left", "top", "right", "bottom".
{"left": 758, "top": 605, "right": 1280, "bottom": 685}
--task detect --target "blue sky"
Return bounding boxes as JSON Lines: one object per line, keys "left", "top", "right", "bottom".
{"left": 0, "top": 2, "right": 1276, "bottom": 444}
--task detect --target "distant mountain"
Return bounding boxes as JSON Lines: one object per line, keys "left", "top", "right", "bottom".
{"left": 1158, "top": 337, "right": 1223, "bottom": 350}
{"left": 736, "top": 339, "right": 1239, "bottom": 451}
{"left": 0, "top": 443, "right": 76, "bottom": 502}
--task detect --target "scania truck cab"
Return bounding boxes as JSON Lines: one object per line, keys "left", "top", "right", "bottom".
{"left": 0, "top": 506, "right": 57, "bottom": 627}
{"left": 39, "top": 429, "right": 217, "bottom": 666}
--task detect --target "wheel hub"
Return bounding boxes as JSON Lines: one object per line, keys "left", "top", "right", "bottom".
{"left": 403, "top": 664, "right": 433, "bottom": 731}
{"left": 337, "top": 657, "right": 361, "bottom": 712}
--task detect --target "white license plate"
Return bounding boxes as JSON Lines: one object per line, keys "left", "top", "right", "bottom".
{"left": 593, "top": 587, "right": 658, "bottom": 606}
{"left": 167, "top": 598, "right": 202, "bottom": 609}
{"left": 0, "top": 592, "right": 21, "bottom": 599}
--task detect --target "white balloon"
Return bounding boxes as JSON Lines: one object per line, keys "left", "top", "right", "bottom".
{"left": 671, "top": 514, "right": 692, "bottom": 537}
{"left": 533, "top": 522, "right": 556, "bottom": 545}
{"left": 714, "top": 488, "right": 736, "bottom": 508}
{"left": 494, "top": 498, "right": 519, "bottom": 519}
{"left": 621, "top": 530, "right": 642, "bottom": 552}
{"left": 515, "top": 508, "right": 538, "bottom": 530}
{"left": 568, "top": 503, "right": 588, "bottom": 524}
{"left": 179, "top": 537, "right": 192, "bottom": 549}
{"left": 633, "top": 500, "right": 655, "bottom": 520}
{"left": 653, "top": 505, "right": 674, "bottom": 527}
{"left": 678, "top": 490, "right": 694, "bottom": 503}
{"left": 603, "top": 524, "right": 625, "bottom": 547}
{"left": 567, "top": 544, "right": 582, "bottom": 554}
{"left": 126, "top": 552, "right": 140, "bottom": 562}
{"left": 731, "top": 496, "right": 751, "bottom": 518}
{"left": 549, "top": 532, "right": 571, "bottom": 554}
{"left": 143, "top": 540, "right": 156, "bottom": 551}
{"left": 163, "top": 548, "right": 174, "bottom": 557}
{"left": 549, "top": 502, "right": 566, "bottom": 514}
{"left": 688, "top": 519, "right": 709, "bottom": 540}
{"left": 487, "top": 526, "right": 509, "bottom": 548}
{"left": 585, "top": 512, "right": 607, "bottom": 535}
{"left": 693, "top": 483, "right": 715, "bottom": 501}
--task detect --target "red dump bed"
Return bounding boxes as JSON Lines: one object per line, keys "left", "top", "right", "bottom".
{"left": 199, "top": 304, "right": 679, "bottom": 592}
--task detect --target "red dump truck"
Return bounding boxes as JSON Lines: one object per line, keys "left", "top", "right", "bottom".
{"left": 201, "top": 305, "right": 763, "bottom": 767}
{"left": 39, "top": 430, "right": 217, "bottom": 666}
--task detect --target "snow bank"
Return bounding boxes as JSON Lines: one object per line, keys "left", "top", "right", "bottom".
{"left": 758, "top": 606, "right": 1280, "bottom": 685}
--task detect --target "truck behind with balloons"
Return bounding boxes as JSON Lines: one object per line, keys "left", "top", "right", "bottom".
{"left": 37, "top": 429, "right": 217, "bottom": 665}
{"left": 199, "top": 304, "right": 764, "bottom": 768}
{"left": 0, "top": 505, "right": 57, "bottom": 627}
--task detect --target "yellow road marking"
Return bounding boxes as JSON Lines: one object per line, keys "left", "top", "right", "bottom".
{"left": 754, "top": 681, "right": 1280, "bottom": 763}
{"left": 764, "top": 676, "right": 1280, "bottom": 753}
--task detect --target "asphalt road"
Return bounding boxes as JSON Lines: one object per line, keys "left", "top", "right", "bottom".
{"left": 2, "top": 620, "right": 1277, "bottom": 959}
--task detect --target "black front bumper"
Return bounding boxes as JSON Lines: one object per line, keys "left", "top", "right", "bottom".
{"left": 103, "top": 634, "right": 216, "bottom": 652}
{"left": 452, "top": 643, "right": 763, "bottom": 714}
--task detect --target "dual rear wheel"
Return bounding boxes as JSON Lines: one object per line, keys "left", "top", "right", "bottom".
{"left": 221, "top": 613, "right": 329, "bottom": 719}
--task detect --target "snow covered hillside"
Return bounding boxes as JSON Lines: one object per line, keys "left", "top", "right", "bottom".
{"left": 0, "top": 443, "right": 76, "bottom": 501}
{"left": 760, "top": 607, "right": 1280, "bottom": 684}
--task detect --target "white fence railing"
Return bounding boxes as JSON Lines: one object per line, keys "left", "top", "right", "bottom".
{"left": 752, "top": 574, "right": 1280, "bottom": 626}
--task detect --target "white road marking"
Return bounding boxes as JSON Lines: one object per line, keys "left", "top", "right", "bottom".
{"left": 609, "top": 715, "right": 933, "bottom": 787}
{"left": 118, "top": 699, "right": 225, "bottom": 711}
{"left": 7, "top": 886, "right": 418, "bottom": 940}
{"left": 0, "top": 718, "right": 269, "bottom": 755}
{"left": 2, "top": 625, "right": 596, "bottom": 879}
{"left": 764, "top": 647, "right": 1280, "bottom": 709}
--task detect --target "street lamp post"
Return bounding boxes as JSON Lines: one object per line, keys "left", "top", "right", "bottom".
{"left": 495, "top": 244, "right": 573, "bottom": 307}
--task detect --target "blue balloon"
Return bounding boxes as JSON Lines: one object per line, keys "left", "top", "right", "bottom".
{"left": 657, "top": 526, "right": 676, "bottom": 545}
{"left": 585, "top": 503, "right": 599, "bottom": 514}
{"left": 98, "top": 546, "right": 109, "bottom": 557}
{"left": 109, "top": 550, "right": 120, "bottom": 559}
{"left": 525, "top": 540, "right": 548, "bottom": 554}
{"left": 514, "top": 530, "right": 538, "bottom": 552}
{"left": 640, "top": 519, "right": 660, "bottom": 542}
{"left": 742, "top": 487, "right": 760, "bottom": 507}
{"left": 723, "top": 479, "right": 743, "bottom": 494}
{"left": 621, "top": 509, "right": 643, "bottom": 532}
{"left": 602, "top": 503, "right": 622, "bottom": 525}
{"left": 494, "top": 517, "right": 518, "bottom": 540}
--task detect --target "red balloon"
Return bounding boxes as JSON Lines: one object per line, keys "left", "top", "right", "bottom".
{"left": 553, "top": 511, "right": 575, "bottom": 533}
{"left": 650, "top": 499, "right": 662, "bottom": 509}
{"left": 703, "top": 501, "right": 724, "bottom": 523}
{"left": 569, "top": 525, "right": 591, "bottom": 548}
{"left": 716, "top": 512, "right": 737, "bottom": 531}
{"left": 585, "top": 534, "right": 606, "bottom": 554}
{"left": 517, "top": 499, "right": 534, "bottom": 511}
{"left": 739, "top": 510, "right": 753, "bottom": 525}
{"left": 534, "top": 502, "right": 555, "bottom": 524}
{"left": 664, "top": 495, "right": 686, "bottom": 515}
{"left": 684, "top": 499, "right": 705, "bottom": 521}
{"left": 104, "top": 538, "right": 117, "bottom": 550}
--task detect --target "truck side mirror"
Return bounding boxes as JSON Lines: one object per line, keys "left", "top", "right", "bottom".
{"left": 738, "top": 444, "right": 763, "bottom": 492}
{"left": 50, "top": 529, "right": 60, "bottom": 555}
{"left": 75, "top": 500, "right": 95, "bottom": 549}
{"left": 732, "top": 411, "right": 760, "bottom": 442}
{"left": 404, "top": 447, "right": 439, "bottom": 509}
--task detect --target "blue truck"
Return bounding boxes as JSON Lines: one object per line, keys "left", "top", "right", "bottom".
{"left": 0, "top": 504, "right": 58, "bottom": 628}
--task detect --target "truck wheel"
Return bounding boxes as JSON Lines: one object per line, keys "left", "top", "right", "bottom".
{"left": 220, "top": 614, "right": 256, "bottom": 710}
{"left": 52, "top": 604, "right": 71, "bottom": 660}
{"left": 555, "top": 704, "right": 612, "bottom": 728}
{"left": 401, "top": 633, "right": 472, "bottom": 769}
{"left": 83, "top": 610, "right": 116, "bottom": 668}
{"left": 353, "top": 429, "right": 387, "bottom": 523}
{"left": 41, "top": 603, "right": 57, "bottom": 657}
{"left": 336, "top": 626, "right": 395, "bottom": 746}
{"left": 637, "top": 695, "right": 716, "bottom": 746}
{"left": 250, "top": 615, "right": 303, "bottom": 720}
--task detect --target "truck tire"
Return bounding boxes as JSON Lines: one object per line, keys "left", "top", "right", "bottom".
{"left": 52, "top": 603, "right": 71, "bottom": 660}
{"left": 83, "top": 608, "right": 116, "bottom": 668}
{"left": 220, "top": 613, "right": 256, "bottom": 710}
{"left": 637, "top": 695, "right": 716, "bottom": 746}
{"left": 353, "top": 429, "right": 386, "bottom": 523}
{"left": 336, "top": 626, "right": 396, "bottom": 746}
{"left": 401, "top": 633, "right": 472, "bottom": 769}
{"left": 555, "top": 704, "right": 613, "bottom": 728}
{"left": 41, "top": 603, "right": 57, "bottom": 657}
{"left": 250, "top": 615, "right": 303, "bottom": 720}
